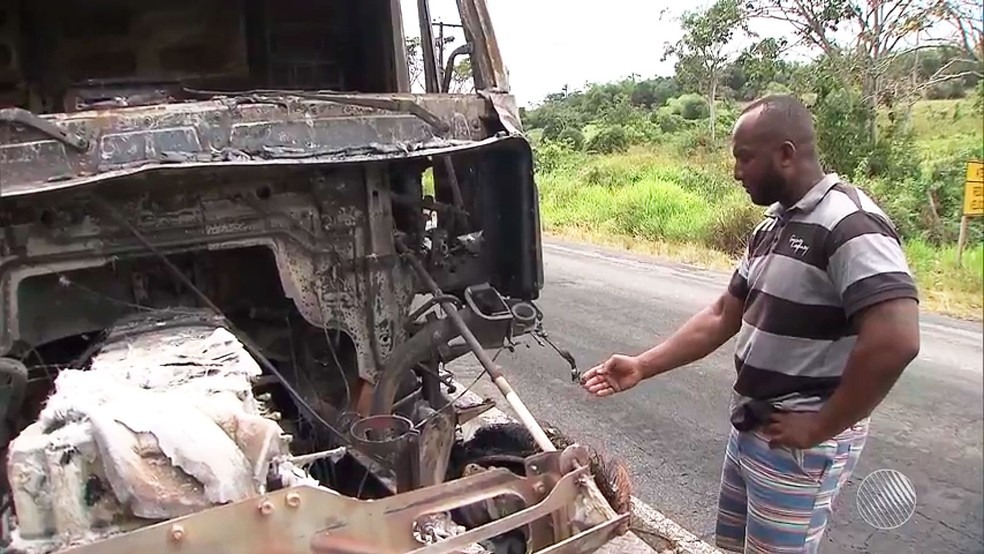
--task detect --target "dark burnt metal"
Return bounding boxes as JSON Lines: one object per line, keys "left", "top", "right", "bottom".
{"left": 183, "top": 89, "right": 452, "bottom": 135}
{"left": 417, "top": 0, "right": 441, "bottom": 93}
{"left": 87, "top": 198, "right": 373, "bottom": 461}
{"left": 64, "top": 80, "right": 184, "bottom": 112}
{"left": 0, "top": 358, "right": 27, "bottom": 446}
{"left": 0, "top": 95, "right": 495, "bottom": 198}
{"left": 394, "top": 235, "right": 556, "bottom": 453}
{"left": 456, "top": 0, "right": 510, "bottom": 92}
{"left": 0, "top": 108, "right": 88, "bottom": 151}
{"left": 349, "top": 415, "right": 419, "bottom": 493}
{"left": 0, "top": 1, "right": 630, "bottom": 551}
{"left": 442, "top": 43, "right": 473, "bottom": 93}
{"left": 413, "top": 404, "right": 457, "bottom": 489}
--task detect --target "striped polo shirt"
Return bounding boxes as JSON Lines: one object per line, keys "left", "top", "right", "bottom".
{"left": 726, "top": 173, "right": 919, "bottom": 427}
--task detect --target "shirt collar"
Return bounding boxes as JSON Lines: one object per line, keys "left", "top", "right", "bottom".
{"left": 765, "top": 173, "right": 841, "bottom": 218}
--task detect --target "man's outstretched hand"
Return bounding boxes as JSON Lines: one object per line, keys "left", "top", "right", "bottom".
{"left": 580, "top": 354, "right": 645, "bottom": 397}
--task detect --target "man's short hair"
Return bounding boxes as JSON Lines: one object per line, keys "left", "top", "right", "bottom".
{"left": 740, "top": 94, "right": 816, "bottom": 143}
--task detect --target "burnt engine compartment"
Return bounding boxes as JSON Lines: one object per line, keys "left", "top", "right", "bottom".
{"left": 0, "top": 0, "right": 623, "bottom": 550}
{"left": 0, "top": 139, "right": 554, "bottom": 551}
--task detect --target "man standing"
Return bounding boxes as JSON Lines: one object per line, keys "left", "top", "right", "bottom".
{"left": 580, "top": 95, "right": 921, "bottom": 552}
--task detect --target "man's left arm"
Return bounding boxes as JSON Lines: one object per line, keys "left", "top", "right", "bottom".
{"left": 810, "top": 295, "right": 919, "bottom": 441}
{"left": 766, "top": 210, "right": 920, "bottom": 448}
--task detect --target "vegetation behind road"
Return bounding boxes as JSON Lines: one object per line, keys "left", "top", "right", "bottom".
{"left": 509, "top": 0, "right": 983, "bottom": 320}
{"left": 531, "top": 117, "right": 982, "bottom": 319}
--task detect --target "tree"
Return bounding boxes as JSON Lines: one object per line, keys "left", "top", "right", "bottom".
{"left": 940, "top": 0, "right": 984, "bottom": 66}
{"left": 735, "top": 38, "right": 797, "bottom": 98}
{"left": 663, "top": 0, "right": 747, "bottom": 140}
{"left": 447, "top": 58, "right": 474, "bottom": 93}
{"left": 629, "top": 77, "right": 680, "bottom": 108}
{"left": 745, "top": 0, "right": 978, "bottom": 142}
{"left": 406, "top": 34, "right": 457, "bottom": 92}
{"left": 405, "top": 37, "right": 425, "bottom": 90}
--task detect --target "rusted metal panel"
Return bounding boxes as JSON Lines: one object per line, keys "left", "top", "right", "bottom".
{"left": 0, "top": 94, "right": 507, "bottom": 198}
{"left": 228, "top": 115, "right": 433, "bottom": 155}
{"left": 0, "top": 139, "right": 74, "bottom": 183}
{"left": 456, "top": 0, "right": 510, "bottom": 92}
{"left": 100, "top": 126, "right": 202, "bottom": 164}
{"left": 46, "top": 446, "right": 625, "bottom": 554}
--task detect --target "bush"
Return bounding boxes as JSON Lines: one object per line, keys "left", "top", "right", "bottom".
{"left": 586, "top": 126, "right": 630, "bottom": 154}
{"left": 532, "top": 140, "right": 576, "bottom": 174}
{"left": 975, "top": 81, "right": 984, "bottom": 117}
{"left": 582, "top": 163, "right": 640, "bottom": 188}
{"left": 667, "top": 94, "right": 710, "bottom": 120}
{"left": 557, "top": 128, "right": 585, "bottom": 150}
{"left": 715, "top": 101, "right": 740, "bottom": 133}
{"left": 857, "top": 115, "right": 921, "bottom": 182}
{"left": 918, "top": 136, "right": 984, "bottom": 244}
{"left": 672, "top": 127, "right": 720, "bottom": 157}
{"left": 704, "top": 193, "right": 763, "bottom": 256}
{"left": 812, "top": 87, "right": 874, "bottom": 176}
{"left": 652, "top": 109, "right": 690, "bottom": 133}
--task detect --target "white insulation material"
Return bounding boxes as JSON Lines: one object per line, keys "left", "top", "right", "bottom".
{"left": 6, "top": 324, "right": 290, "bottom": 552}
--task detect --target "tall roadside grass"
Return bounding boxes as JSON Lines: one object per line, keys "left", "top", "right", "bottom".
{"left": 534, "top": 145, "right": 984, "bottom": 320}
{"left": 904, "top": 240, "right": 984, "bottom": 319}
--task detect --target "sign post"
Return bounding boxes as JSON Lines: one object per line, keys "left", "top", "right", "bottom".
{"left": 958, "top": 160, "right": 984, "bottom": 266}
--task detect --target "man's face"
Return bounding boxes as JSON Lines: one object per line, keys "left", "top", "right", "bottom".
{"left": 731, "top": 113, "right": 790, "bottom": 206}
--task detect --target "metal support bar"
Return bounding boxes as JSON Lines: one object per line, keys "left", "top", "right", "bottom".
{"left": 417, "top": 0, "right": 441, "bottom": 93}
{"left": 407, "top": 467, "right": 588, "bottom": 554}
{"left": 396, "top": 236, "right": 556, "bottom": 453}
{"left": 0, "top": 108, "right": 89, "bottom": 151}
{"left": 441, "top": 44, "right": 472, "bottom": 93}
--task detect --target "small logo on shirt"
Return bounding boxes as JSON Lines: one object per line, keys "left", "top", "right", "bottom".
{"left": 788, "top": 235, "right": 810, "bottom": 256}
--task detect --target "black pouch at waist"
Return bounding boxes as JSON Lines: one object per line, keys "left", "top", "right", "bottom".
{"left": 731, "top": 399, "right": 776, "bottom": 432}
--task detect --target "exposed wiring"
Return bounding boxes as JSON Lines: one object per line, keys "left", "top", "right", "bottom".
{"left": 284, "top": 315, "right": 335, "bottom": 463}
{"left": 90, "top": 195, "right": 358, "bottom": 452}
{"left": 355, "top": 467, "right": 371, "bottom": 499}
{"left": 315, "top": 287, "right": 352, "bottom": 411}
{"left": 413, "top": 346, "right": 504, "bottom": 430}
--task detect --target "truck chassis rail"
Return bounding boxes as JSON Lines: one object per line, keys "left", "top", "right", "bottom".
{"left": 45, "top": 445, "right": 627, "bottom": 554}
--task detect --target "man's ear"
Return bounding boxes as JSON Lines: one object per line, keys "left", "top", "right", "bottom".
{"left": 777, "top": 140, "right": 797, "bottom": 167}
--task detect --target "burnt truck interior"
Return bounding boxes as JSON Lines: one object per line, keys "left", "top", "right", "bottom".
{"left": 0, "top": 0, "right": 409, "bottom": 110}
{"left": 0, "top": 1, "right": 631, "bottom": 553}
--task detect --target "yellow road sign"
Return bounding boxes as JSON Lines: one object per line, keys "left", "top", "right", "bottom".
{"left": 965, "top": 161, "right": 984, "bottom": 217}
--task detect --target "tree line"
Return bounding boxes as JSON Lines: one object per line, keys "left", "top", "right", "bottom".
{"left": 518, "top": 0, "right": 983, "bottom": 246}
{"left": 522, "top": 0, "right": 982, "bottom": 166}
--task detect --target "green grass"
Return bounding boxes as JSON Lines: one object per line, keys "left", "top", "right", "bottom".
{"left": 904, "top": 239, "right": 984, "bottom": 320}
{"left": 908, "top": 99, "right": 981, "bottom": 141}
{"left": 533, "top": 109, "right": 984, "bottom": 320}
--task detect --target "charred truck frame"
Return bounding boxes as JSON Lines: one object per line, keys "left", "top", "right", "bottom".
{"left": 0, "top": 1, "right": 630, "bottom": 553}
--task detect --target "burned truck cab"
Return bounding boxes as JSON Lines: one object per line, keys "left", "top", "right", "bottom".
{"left": 0, "top": 2, "right": 628, "bottom": 553}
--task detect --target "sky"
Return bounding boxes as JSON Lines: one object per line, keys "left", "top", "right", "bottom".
{"left": 399, "top": 1, "right": 805, "bottom": 107}
{"left": 398, "top": 1, "right": 961, "bottom": 108}
{"left": 401, "top": 1, "right": 685, "bottom": 106}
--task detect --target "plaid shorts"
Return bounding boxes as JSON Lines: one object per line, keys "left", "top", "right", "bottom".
{"left": 714, "top": 418, "right": 869, "bottom": 553}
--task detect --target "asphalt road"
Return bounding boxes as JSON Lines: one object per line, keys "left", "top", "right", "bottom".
{"left": 450, "top": 239, "right": 984, "bottom": 553}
